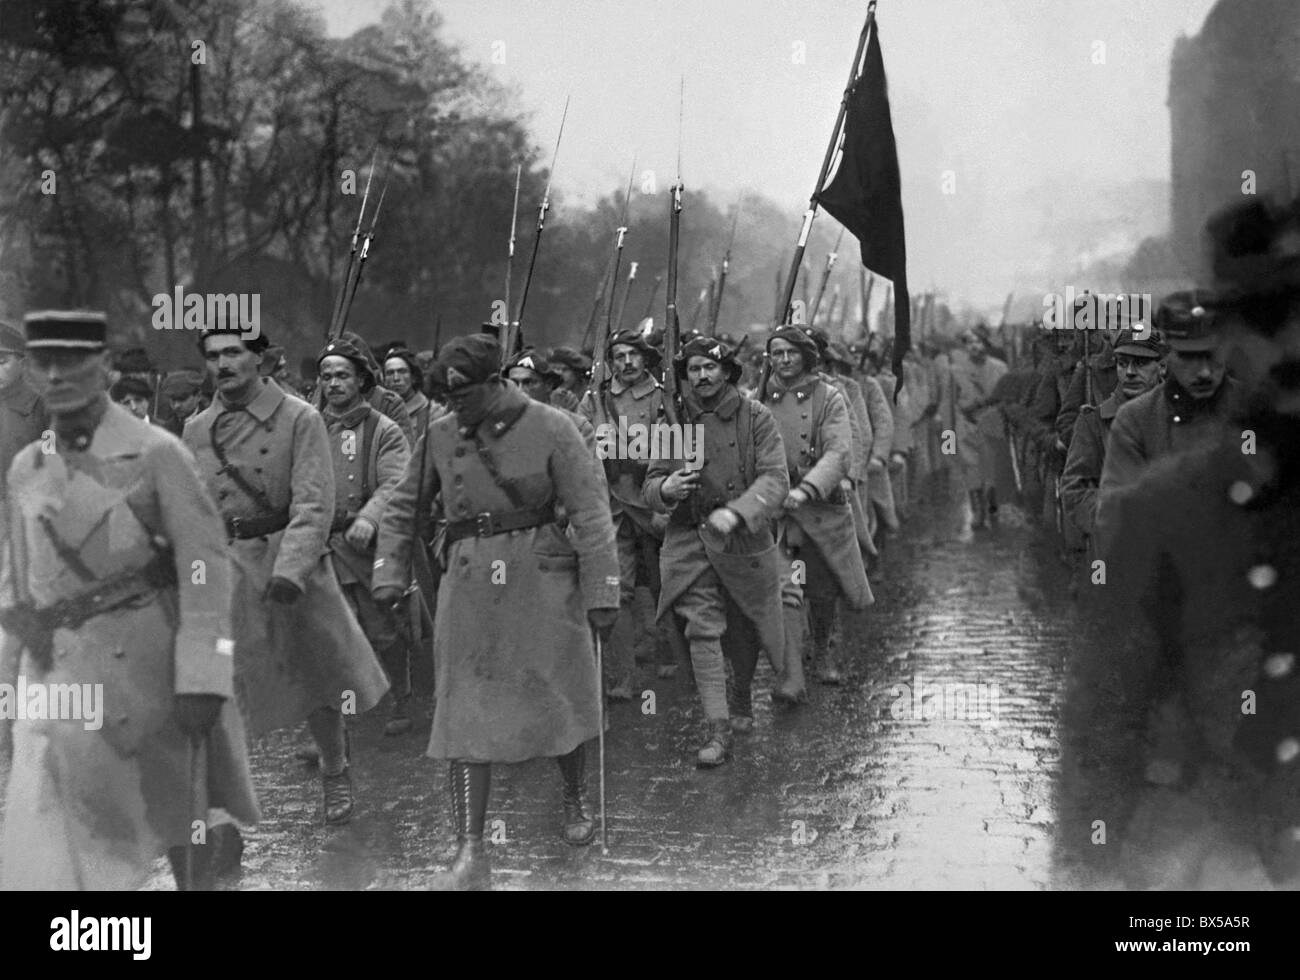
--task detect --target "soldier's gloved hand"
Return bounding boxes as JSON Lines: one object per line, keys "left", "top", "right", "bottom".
{"left": 661, "top": 468, "right": 701, "bottom": 502}
{"left": 344, "top": 516, "right": 376, "bottom": 550}
{"left": 706, "top": 507, "right": 741, "bottom": 535}
{"left": 372, "top": 585, "right": 405, "bottom": 610}
{"left": 587, "top": 607, "right": 618, "bottom": 642}
{"left": 265, "top": 576, "right": 303, "bottom": 605}
{"left": 783, "top": 487, "right": 811, "bottom": 512}
{"left": 173, "top": 693, "right": 225, "bottom": 739}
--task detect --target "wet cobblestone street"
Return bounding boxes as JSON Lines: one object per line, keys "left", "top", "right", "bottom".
{"left": 144, "top": 473, "right": 1093, "bottom": 890}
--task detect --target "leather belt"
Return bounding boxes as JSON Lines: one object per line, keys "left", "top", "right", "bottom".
{"left": 445, "top": 505, "right": 556, "bottom": 545}
{"left": 225, "top": 511, "right": 291, "bottom": 540}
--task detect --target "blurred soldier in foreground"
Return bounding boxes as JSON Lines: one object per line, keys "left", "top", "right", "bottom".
{"left": 760, "top": 326, "right": 872, "bottom": 688}
{"left": 318, "top": 338, "right": 414, "bottom": 736}
{"left": 186, "top": 326, "right": 389, "bottom": 843}
{"left": 1066, "top": 194, "right": 1300, "bottom": 889}
{"left": 0, "top": 311, "right": 257, "bottom": 890}
{"left": 373, "top": 334, "right": 619, "bottom": 889}
{"left": 644, "top": 337, "right": 787, "bottom": 760}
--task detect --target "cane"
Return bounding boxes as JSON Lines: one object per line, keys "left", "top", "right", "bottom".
{"left": 186, "top": 734, "right": 203, "bottom": 891}
{"left": 593, "top": 630, "right": 609, "bottom": 855}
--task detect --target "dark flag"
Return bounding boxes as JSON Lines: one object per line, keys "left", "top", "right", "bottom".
{"left": 816, "top": 21, "right": 909, "bottom": 381}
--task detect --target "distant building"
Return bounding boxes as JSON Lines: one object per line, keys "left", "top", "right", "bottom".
{"left": 1169, "top": 0, "right": 1300, "bottom": 279}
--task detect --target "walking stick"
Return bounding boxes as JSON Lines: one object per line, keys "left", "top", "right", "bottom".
{"left": 186, "top": 734, "right": 203, "bottom": 891}
{"left": 593, "top": 630, "right": 608, "bottom": 855}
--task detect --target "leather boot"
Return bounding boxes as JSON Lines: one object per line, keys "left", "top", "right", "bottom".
{"left": 384, "top": 694, "right": 413, "bottom": 737}
{"left": 209, "top": 823, "right": 243, "bottom": 885}
{"left": 322, "top": 766, "right": 354, "bottom": 824}
{"left": 969, "top": 488, "right": 987, "bottom": 529}
{"left": 430, "top": 761, "right": 491, "bottom": 891}
{"left": 696, "top": 719, "right": 732, "bottom": 768}
{"left": 773, "top": 605, "right": 808, "bottom": 705}
{"left": 168, "top": 843, "right": 214, "bottom": 891}
{"left": 809, "top": 598, "right": 841, "bottom": 685}
{"left": 555, "top": 745, "right": 596, "bottom": 846}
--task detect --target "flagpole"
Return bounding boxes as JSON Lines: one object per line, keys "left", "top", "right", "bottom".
{"left": 774, "top": 1, "right": 876, "bottom": 325}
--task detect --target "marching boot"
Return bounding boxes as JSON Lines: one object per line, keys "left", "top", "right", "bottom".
{"left": 168, "top": 843, "right": 214, "bottom": 891}
{"left": 208, "top": 823, "right": 244, "bottom": 885}
{"left": 555, "top": 745, "right": 596, "bottom": 846}
{"left": 696, "top": 718, "right": 733, "bottom": 768}
{"left": 322, "top": 766, "right": 354, "bottom": 824}
{"left": 431, "top": 761, "right": 491, "bottom": 891}
{"left": 809, "top": 598, "right": 842, "bottom": 685}
{"left": 969, "top": 488, "right": 987, "bottom": 529}
{"left": 384, "top": 694, "right": 413, "bottom": 737}
{"left": 773, "top": 605, "right": 808, "bottom": 705}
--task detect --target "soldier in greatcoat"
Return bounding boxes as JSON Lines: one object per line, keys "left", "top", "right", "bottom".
{"left": 758, "top": 326, "right": 872, "bottom": 689}
{"left": 1064, "top": 194, "right": 1300, "bottom": 889}
{"left": 644, "top": 336, "right": 788, "bottom": 762}
{"left": 317, "top": 337, "right": 413, "bottom": 736}
{"left": 185, "top": 326, "right": 389, "bottom": 839}
{"left": 0, "top": 311, "right": 258, "bottom": 891}
{"left": 950, "top": 330, "right": 1009, "bottom": 530}
{"left": 372, "top": 334, "right": 619, "bottom": 890}
{"left": 580, "top": 330, "right": 685, "bottom": 700}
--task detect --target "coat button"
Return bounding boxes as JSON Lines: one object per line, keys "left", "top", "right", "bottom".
{"left": 801, "top": 413, "right": 808, "bottom": 419}
{"left": 459, "top": 556, "right": 469, "bottom": 567}
{"left": 454, "top": 476, "right": 463, "bottom": 486}
{"left": 728, "top": 441, "right": 735, "bottom": 447}
{"left": 800, "top": 433, "right": 808, "bottom": 440}
{"left": 1172, "top": 415, "right": 1182, "bottom": 423}
{"left": 1228, "top": 480, "right": 1253, "bottom": 505}
{"left": 1248, "top": 564, "right": 1278, "bottom": 590}
{"left": 347, "top": 474, "right": 354, "bottom": 481}
{"left": 1278, "top": 737, "right": 1300, "bottom": 765}
{"left": 260, "top": 447, "right": 269, "bottom": 454}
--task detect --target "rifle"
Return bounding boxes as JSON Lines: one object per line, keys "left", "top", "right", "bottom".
{"left": 614, "top": 261, "right": 638, "bottom": 333}
{"left": 662, "top": 80, "right": 684, "bottom": 426}
{"left": 588, "top": 159, "right": 637, "bottom": 428}
{"left": 328, "top": 151, "right": 376, "bottom": 339}
{"left": 707, "top": 205, "right": 739, "bottom": 334}
{"left": 510, "top": 96, "right": 570, "bottom": 359}
{"left": 334, "top": 162, "right": 390, "bottom": 340}
{"left": 809, "top": 225, "right": 845, "bottom": 327}
{"left": 640, "top": 273, "right": 664, "bottom": 322}
{"left": 500, "top": 164, "right": 522, "bottom": 368}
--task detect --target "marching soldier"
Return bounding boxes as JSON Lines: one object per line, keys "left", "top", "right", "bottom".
{"left": 383, "top": 347, "right": 440, "bottom": 436}
{"left": 548, "top": 345, "right": 591, "bottom": 413}
{"left": 317, "top": 337, "right": 414, "bottom": 736}
{"left": 185, "top": 325, "right": 389, "bottom": 841}
{"left": 0, "top": 320, "right": 48, "bottom": 507}
{"left": 372, "top": 333, "right": 619, "bottom": 890}
{"left": 1059, "top": 328, "right": 1163, "bottom": 543}
{"left": 580, "top": 329, "right": 683, "bottom": 700}
{"left": 505, "top": 348, "right": 598, "bottom": 451}
{"left": 644, "top": 336, "right": 788, "bottom": 760}
{"left": 950, "top": 329, "right": 1009, "bottom": 530}
{"left": 759, "top": 326, "right": 872, "bottom": 688}
{"left": 1065, "top": 194, "right": 1300, "bottom": 888}
{"left": 0, "top": 311, "right": 258, "bottom": 890}
{"left": 158, "top": 369, "right": 208, "bottom": 437}
{"left": 1094, "top": 292, "right": 1242, "bottom": 542}
{"left": 315, "top": 331, "right": 414, "bottom": 445}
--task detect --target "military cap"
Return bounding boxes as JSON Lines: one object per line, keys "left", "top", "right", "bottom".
{"left": 0, "top": 319, "right": 26, "bottom": 355}
{"left": 1112, "top": 328, "right": 1164, "bottom": 360}
{"left": 160, "top": 369, "right": 204, "bottom": 398}
{"left": 502, "top": 347, "right": 563, "bottom": 386}
{"left": 606, "top": 328, "right": 661, "bottom": 367}
{"left": 1156, "top": 290, "right": 1218, "bottom": 352}
{"left": 318, "top": 336, "right": 376, "bottom": 389}
{"left": 435, "top": 333, "right": 501, "bottom": 390}
{"left": 675, "top": 335, "right": 743, "bottom": 384}
{"left": 110, "top": 376, "right": 153, "bottom": 402}
{"left": 549, "top": 346, "right": 592, "bottom": 375}
{"left": 767, "top": 324, "right": 822, "bottom": 371}
{"left": 825, "top": 340, "right": 856, "bottom": 369}
{"left": 24, "top": 310, "right": 107, "bottom": 350}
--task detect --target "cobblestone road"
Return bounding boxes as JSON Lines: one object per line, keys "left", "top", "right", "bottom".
{"left": 149, "top": 472, "right": 1095, "bottom": 890}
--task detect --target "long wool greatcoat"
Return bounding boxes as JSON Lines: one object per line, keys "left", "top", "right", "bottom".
{"left": 1065, "top": 428, "right": 1300, "bottom": 887}
{"left": 0, "top": 404, "right": 259, "bottom": 890}
{"left": 373, "top": 383, "right": 619, "bottom": 763}
{"left": 643, "top": 385, "right": 789, "bottom": 659}
{"left": 762, "top": 374, "right": 873, "bottom": 609}
{"left": 184, "top": 379, "right": 389, "bottom": 737}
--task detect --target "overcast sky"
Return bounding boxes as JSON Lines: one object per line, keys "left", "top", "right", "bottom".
{"left": 311, "top": 0, "right": 1220, "bottom": 308}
